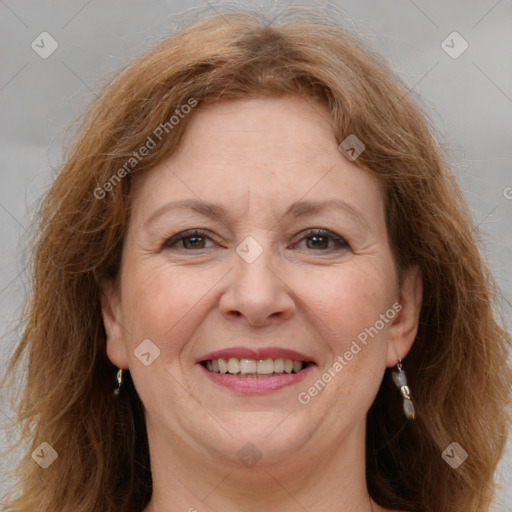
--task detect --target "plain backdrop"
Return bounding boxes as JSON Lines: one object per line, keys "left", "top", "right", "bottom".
{"left": 1, "top": 0, "right": 511, "bottom": 508}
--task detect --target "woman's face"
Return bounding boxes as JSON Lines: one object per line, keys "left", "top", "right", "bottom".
{"left": 103, "top": 95, "right": 421, "bottom": 472}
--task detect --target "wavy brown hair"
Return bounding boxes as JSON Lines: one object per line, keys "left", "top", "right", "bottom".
{"left": 2, "top": 6, "right": 511, "bottom": 512}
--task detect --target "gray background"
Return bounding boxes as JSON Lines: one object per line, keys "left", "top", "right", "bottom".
{"left": 1, "top": 0, "right": 511, "bottom": 508}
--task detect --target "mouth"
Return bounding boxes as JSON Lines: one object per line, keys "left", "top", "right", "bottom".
{"left": 200, "top": 357, "right": 314, "bottom": 377}
{"left": 196, "top": 347, "right": 316, "bottom": 394}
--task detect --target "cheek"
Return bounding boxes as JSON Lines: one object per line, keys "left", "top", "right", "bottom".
{"left": 298, "top": 262, "right": 398, "bottom": 411}
{"left": 301, "top": 258, "right": 397, "bottom": 355}
{"left": 119, "top": 247, "right": 397, "bottom": 363}
{"left": 119, "top": 258, "right": 219, "bottom": 350}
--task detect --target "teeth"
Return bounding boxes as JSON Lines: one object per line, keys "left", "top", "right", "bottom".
{"left": 240, "top": 358, "right": 257, "bottom": 374}
{"left": 218, "top": 358, "right": 228, "bottom": 374}
{"left": 227, "top": 358, "right": 239, "bottom": 373}
{"left": 257, "top": 359, "right": 274, "bottom": 374}
{"left": 274, "top": 358, "right": 284, "bottom": 373}
{"left": 204, "top": 357, "right": 306, "bottom": 375}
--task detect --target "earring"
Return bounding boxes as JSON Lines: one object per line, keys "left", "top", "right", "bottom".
{"left": 114, "top": 369, "right": 123, "bottom": 396}
{"left": 392, "top": 359, "right": 415, "bottom": 420}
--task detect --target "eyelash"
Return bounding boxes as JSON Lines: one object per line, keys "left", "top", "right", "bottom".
{"left": 162, "top": 228, "right": 350, "bottom": 252}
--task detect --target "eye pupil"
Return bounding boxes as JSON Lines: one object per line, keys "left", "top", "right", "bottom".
{"left": 184, "top": 236, "right": 204, "bottom": 249}
{"left": 308, "top": 235, "right": 328, "bottom": 249}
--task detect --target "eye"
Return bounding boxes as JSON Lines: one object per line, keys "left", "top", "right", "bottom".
{"left": 293, "top": 229, "right": 350, "bottom": 252}
{"left": 162, "top": 229, "right": 216, "bottom": 250}
{"left": 162, "top": 228, "right": 350, "bottom": 252}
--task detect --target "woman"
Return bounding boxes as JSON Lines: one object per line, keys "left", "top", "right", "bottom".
{"left": 2, "top": 6, "right": 511, "bottom": 512}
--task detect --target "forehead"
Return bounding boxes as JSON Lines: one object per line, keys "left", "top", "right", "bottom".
{"left": 129, "top": 96, "right": 384, "bottom": 229}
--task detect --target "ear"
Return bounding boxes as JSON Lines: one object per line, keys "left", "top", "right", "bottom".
{"left": 101, "top": 278, "right": 129, "bottom": 369}
{"left": 386, "top": 265, "right": 423, "bottom": 367}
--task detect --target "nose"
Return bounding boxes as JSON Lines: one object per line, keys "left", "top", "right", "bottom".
{"left": 218, "top": 235, "right": 296, "bottom": 327}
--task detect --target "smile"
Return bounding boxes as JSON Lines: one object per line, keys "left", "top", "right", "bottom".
{"left": 198, "top": 356, "right": 315, "bottom": 394}
{"left": 202, "top": 357, "right": 310, "bottom": 377}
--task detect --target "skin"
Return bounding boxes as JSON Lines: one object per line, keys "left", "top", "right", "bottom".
{"left": 102, "top": 95, "right": 422, "bottom": 512}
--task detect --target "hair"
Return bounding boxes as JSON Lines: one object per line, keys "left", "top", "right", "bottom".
{"left": 2, "top": 5, "right": 511, "bottom": 512}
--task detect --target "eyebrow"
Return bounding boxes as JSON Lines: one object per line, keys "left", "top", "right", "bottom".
{"left": 144, "top": 198, "right": 368, "bottom": 229}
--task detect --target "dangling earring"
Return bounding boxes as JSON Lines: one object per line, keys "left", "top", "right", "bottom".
{"left": 114, "top": 368, "right": 123, "bottom": 396}
{"left": 392, "top": 358, "right": 415, "bottom": 420}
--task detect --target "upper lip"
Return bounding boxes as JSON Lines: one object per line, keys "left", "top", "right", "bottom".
{"left": 197, "top": 346, "right": 316, "bottom": 364}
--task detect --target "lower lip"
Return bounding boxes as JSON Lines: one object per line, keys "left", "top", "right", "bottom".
{"left": 198, "top": 363, "right": 315, "bottom": 394}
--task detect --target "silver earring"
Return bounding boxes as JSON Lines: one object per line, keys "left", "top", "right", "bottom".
{"left": 114, "top": 369, "right": 123, "bottom": 396}
{"left": 392, "top": 359, "right": 415, "bottom": 420}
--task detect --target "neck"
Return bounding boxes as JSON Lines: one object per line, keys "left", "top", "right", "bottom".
{"left": 143, "top": 416, "right": 380, "bottom": 512}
